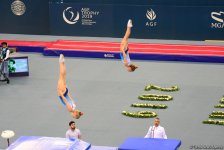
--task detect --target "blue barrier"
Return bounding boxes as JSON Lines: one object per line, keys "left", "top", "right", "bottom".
{"left": 15, "top": 46, "right": 45, "bottom": 53}
{"left": 118, "top": 137, "right": 181, "bottom": 150}
{"left": 43, "top": 48, "right": 224, "bottom": 63}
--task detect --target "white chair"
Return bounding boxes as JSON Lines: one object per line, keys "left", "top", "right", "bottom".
{"left": 1, "top": 130, "right": 15, "bottom": 147}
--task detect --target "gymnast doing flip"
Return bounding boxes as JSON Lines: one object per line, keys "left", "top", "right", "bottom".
{"left": 57, "top": 54, "right": 83, "bottom": 119}
{"left": 120, "top": 19, "right": 138, "bottom": 72}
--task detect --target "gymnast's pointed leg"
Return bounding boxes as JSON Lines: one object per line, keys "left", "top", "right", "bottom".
{"left": 59, "top": 54, "right": 66, "bottom": 81}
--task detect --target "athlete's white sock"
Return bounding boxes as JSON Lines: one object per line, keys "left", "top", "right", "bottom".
{"left": 127, "top": 19, "right": 133, "bottom": 28}
{"left": 59, "top": 54, "right": 65, "bottom": 63}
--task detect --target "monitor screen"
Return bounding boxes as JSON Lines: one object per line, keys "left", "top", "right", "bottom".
{"left": 9, "top": 56, "right": 29, "bottom": 77}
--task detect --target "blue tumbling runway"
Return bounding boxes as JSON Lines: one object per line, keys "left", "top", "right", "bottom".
{"left": 118, "top": 137, "right": 181, "bottom": 150}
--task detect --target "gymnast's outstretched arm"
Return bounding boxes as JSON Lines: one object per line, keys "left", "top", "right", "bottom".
{"left": 59, "top": 93, "right": 73, "bottom": 112}
{"left": 67, "top": 92, "right": 76, "bottom": 106}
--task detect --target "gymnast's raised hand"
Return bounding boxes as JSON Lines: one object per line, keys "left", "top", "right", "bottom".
{"left": 120, "top": 19, "right": 138, "bottom": 72}
{"left": 57, "top": 54, "right": 83, "bottom": 119}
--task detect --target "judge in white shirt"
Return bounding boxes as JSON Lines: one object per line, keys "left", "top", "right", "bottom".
{"left": 145, "top": 117, "right": 167, "bottom": 139}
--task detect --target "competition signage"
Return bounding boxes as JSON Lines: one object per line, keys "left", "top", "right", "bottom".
{"left": 49, "top": 3, "right": 224, "bottom": 40}
{"left": 146, "top": 9, "right": 157, "bottom": 27}
{"left": 49, "top": 3, "right": 113, "bottom": 36}
{"left": 211, "top": 11, "right": 224, "bottom": 29}
{"left": 62, "top": 7, "right": 100, "bottom": 25}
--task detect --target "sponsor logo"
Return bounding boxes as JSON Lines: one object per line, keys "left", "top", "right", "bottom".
{"left": 11, "top": 0, "right": 26, "bottom": 16}
{"left": 146, "top": 9, "right": 157, "bottom": 27}
{"left": 63, "top": 7, "right": 79, "bottom": 24}
{"left": 211, "top": 11, "right": 224, "bottom": 28}
{"left": 104, "top": 54, "right": 114, "bottom": 58}
{"left": 146, "top": 9, "right": 156, "bottom": 21}
{"left": 63, "top": 7, "right": 99, "bottom": 26}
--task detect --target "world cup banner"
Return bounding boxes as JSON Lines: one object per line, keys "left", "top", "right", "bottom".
{"left": 49, "top": 3, "right": 114, "bottom": 37}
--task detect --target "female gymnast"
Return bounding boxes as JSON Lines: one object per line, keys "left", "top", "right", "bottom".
{"left": 57, "top": 54, "right": 83, "bottom": 119}
{"left": 120, "top": 19, "right": 138, "bottom": 72}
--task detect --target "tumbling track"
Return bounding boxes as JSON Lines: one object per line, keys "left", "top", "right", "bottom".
{"left": 1, "top": 40, "right": 224, "bottom": 63}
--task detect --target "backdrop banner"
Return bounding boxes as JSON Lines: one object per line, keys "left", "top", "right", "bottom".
{"left": 0, "top": 0, "right": 223, "bottom": 40}
{"left": 49, "top": 3, "right": 224, "bottom": 40}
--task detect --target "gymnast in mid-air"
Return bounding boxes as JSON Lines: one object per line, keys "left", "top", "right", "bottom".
{"left": 57, "top": 54, "right": 83, "bottom": 119}
{"left": 120, "top": 19, "right": 138, "bottom": 72}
